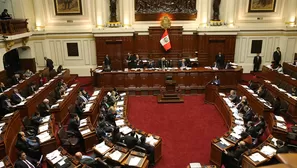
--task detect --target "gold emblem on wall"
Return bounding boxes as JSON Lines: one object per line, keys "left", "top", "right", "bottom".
{"left": 5, "top": 41, "right": 15, "bottom": 51}
{"left": 22, "top": 37, "right": 29, "bottom": 46}
{"left": 160, "top": 16, "right": 171, "bottom": 29}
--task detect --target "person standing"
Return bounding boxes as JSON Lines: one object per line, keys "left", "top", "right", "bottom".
{"left": 273, "top": 47, "right": 281, "bottom": 66}
{"left": 104, "top": 55, "right": 111, "bottom": 71}
{"left": 215, "top": 52, "right": 225, "bottom": 68}
{"left": 44, "top": 57, "right": 54, "bottom": 71}
{"left": 253, "top": 53, "right": 262, "bottom": 72}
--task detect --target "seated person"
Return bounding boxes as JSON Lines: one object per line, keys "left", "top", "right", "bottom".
{"left": 106, "top": 92, "right": 115, "bottom": 106}
{"left": 12, "top": 74, "right": 22, "bottom": 85}
{"left": 256, "top": 85, "right": 266, "bottom": 98}
{"left": 235, "top": 96, "right": 248, "bottom": 111}
{"left": 228, "top": 90, "right": 239, "bottom": 103}
{"left": 0, "top": 82, "right": 6, "bottom": 93}
{"left": 111, "top": 126, "right": 121, "bottom": 143}
{"left": 11, "top": 88, "right": 26, "bottom": 104}
{"left": 291, "top": 87, "right": 297, "bottom": 96}
{"left": 27, "top": 83, "right": 37, "bottom": 96}
{"left": 75, "top": 100, "right": 84, "bottom": 118}
{"left": 31, "top": 111, "right": 42, "bottom": 127}
{"left": 106, "top": 106, "right": 116, "bottom": 126}
{"left": 122, "top": 131, "right": 138, "bottom": 149}
{"left": 39, "top": 73, "right": 47, "bottom": 86}
{"left": 113, "top": 87, "right": 119, "bottom": 97}
{"left": 147, "top": 60, "right": 155, "bottom": 68}
{"left": 15, "top": 131, "right": 40, "bottom": 152}
{"left": 271, "top": 61, "right": 277, "bottom": 69}
{"left": 75, "top": 152, "right": 100, "bottom": 168}
{"left": 58, "top": 79, "right": 68, "bottom": 90}
{"left": 100, "top": 96, "right": 110, "bottom": 112}
{"left": 178, "top": 59, "right": 188, "bottom": 68}
{"left": 248, "top": 80, "right": 258, "bottom": 91}
{"left": 138, "top": 136, "right": 154, "bottom": 163}
{"left": 211, "top": 76, "right": 220, "bottom": 86}
{"left": 135, "top": 54, "right": 143, "bottom": 68}
{"left": 246, "top": 122, "right": 259, "bottom": 138}
{"left": 0, "top": 94, "right": 15, "bottom": 115}
{"left": 68, "top": 113, "right": 80, "bottom": 136}
{"left": 255, "top": 116, "right": 266, "bottom": 133}
{"left": 273, "top": 97, "right": 281, "bottom": 115}
{"left": 243, "top": 106, "right": 254, "bottom": 124}
{"left": 240, "top": 132, "right": 253, "bottom": 147}
{"left": 158, "top": 57, "right": 168, "bottom": 69}
{"left": 81, "top": 89, "right": 90, "bottom": 99}
{"left": 57, "top": 65, "right": 66, "bottom": 74}
{"left": 38, "top": 98, "right": 51, "bottom": 117}
{"left": 23, "top": 69, "right": 34, "bottom": 78}
{"left": 110, "top": 90, "right": 119, "bottom": 102}
{"left": 276, "top": 140, "right": 289, "bottom": 153}
{"left": 275, "top": 64, "right": 283, "bottom": 73}
{"left": 223, "top": 141, "right": 248, "bottom": 164}
{"left": 14, "top": 151, "right": 40, "bottom": 168}
{"left": 78, "top": 90, "right": 88, "bottom": 104}
{"left": 54, "top": 86, "right": 65, "bottom": 100}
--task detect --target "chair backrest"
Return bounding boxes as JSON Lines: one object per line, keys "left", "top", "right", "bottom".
{"left": 133, "top": 145, "right": 147, "bottom": 153}
{"left": 68, "top": 104, "right": 75, "bottom": 114}
{"left": 22, "top": 116, "right": 31, "bottom": 127}
{"left": 58, "top": 126, "right": 67, "bottom": 140}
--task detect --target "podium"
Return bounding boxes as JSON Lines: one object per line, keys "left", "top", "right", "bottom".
{"left": 205, "top": 84, "right": 219, "bottom": 104}
{"left": 157, "top": 76, "right": 184, "bottom": 103}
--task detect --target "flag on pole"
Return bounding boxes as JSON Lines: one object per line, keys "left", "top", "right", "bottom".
{"left": 160, "top": 29, "right": 171, "bottom": 51}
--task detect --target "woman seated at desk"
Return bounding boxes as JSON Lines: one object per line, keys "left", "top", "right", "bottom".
{"left": 211, "top": 76, "right": 220, "bottom": 86}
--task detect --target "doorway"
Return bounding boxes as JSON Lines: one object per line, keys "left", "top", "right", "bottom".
{"left": 3, "top": 49, "right": 20, "bottom": 77}
{"left": 106, "top": 41, "right": 123, "bottom": 70}
{"left": 208, "top": 40, "right": 225, "bottom": 65}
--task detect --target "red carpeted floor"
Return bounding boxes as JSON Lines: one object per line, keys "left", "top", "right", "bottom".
{"left": 127, "top": 95, "right": 228, "bottom": 168}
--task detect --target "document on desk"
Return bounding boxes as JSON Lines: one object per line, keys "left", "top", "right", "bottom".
{"left": 95, "top": 141, "right": 110, "bottom": 154}
{"left": 189, "top": 163, "right": 202, "bottom": 168}
{"left": 84, "top": 103, "right": 93, "bottom": 112}
{"left": 271, "top": 138, "right": 278, "bottom": 146}
{"left": 220, "top": 137, "right": 231, "bottom": 146}
{"left": 242, "top": 85, "right": 249, "bottom": 89}
{"left": 81, "top": 128, "right": 91, "bottom": 135}
{"left": 51, "top": 104, "right": 59, "bottom": 109}
{"left": 39, "top": 124, "right": 49, "bottom": 133}
{"left": 116, "top": 101, "right": 124, "bottom": 106}
{"left": 230, "top": 132, "right": 241, "bottom": 139}
{"left": 275, "top": 115, "right": 285, "bottom": 122}
{"left": 57, "top": 99, "right": 64, "bottom": 103}
{"left": 92, "top": 90, "right": 100, "bottom": 96}
{"left": 66, "top": 88, "right": 73, "bottom": 92}
{"left": 257, "top": 98, "right": 266, "bottom": 103}
{"left": 71, "top": 84, "right": 77, "bottom": 87}
{"left": 249, "top": 152, "right": 266, "bottom": 162}
{"left": 120, "top": 93, "right": 126, "bottom": 97}
{"left": 219, "top": 93, "right": 226, "bottom": 97}
{"left": 129, "top": 156, "right": 141, "bottom": 166}
{"left": 42, "top": 116, "right": 51, "bottom": 123}
{"left": 235, "top": 119, "right": 244, "bottom": 125}
{"left": 80, "top": 119, "right": 88, "bottom": 127}
{"left": 276, "top": 122, "right": 287, "bottom": 130}
{"left": 146, "top": 136, "right": 158, "bottom": 146}
{"left": 116, "top": 106, "right": 124, "bottom": 111}
{"left": 119, "top": 126, "right": 132, "bottom": 135}
{"left": 260, "top": 145, "right": 276, "bottom": 157}
{"left": 115, "top": 119, "right": 125, "bottom": 127}
{"left": 89, "top": 96, "right": 96, "bottom": 101}
{"left": 0, "top": 122, "right": 5, "bottom": 127}
{"left": 26, "top": 95, "right": 33, "bottom": 99}
{"left": 17, "top": 101, "right": 26, "bottom": 106}
{"left": 0, "top": 161, "right": 4, "bottom": 168}
{"left": 37, "top": 132, "right": 51, "bottom": 143}
{"left": 46, "top": 150, "right": 62, "bottom": 164}
{"left": 247, "top": 89, "right": 254, "bottom": 94}
{"left": 3, "top": 112, "right": 14, "bottom": 118}
{"left": 109, "top": 150, "right": 122, "bottom": 161}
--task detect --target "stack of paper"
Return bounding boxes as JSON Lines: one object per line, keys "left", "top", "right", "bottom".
{"left": 17, "top": 101, "right": 26, "bottom": 106}
{"left": 230, "top": 132, "right": 241, "bottom": 139}
{"left": 39, "top": 124, "right": 49, "bottom": 133}
{"left": 235, "top": 119, "right": 244, "bottom": 125}
{"left": 233, "top": 125, "right": 246, "bottom": 135}
{"left": 247, "top": 89, "right": 254, "bottom": 94}
{"left": 80, "top": 119, "right": 87, "bottom": 127}
{"left": 89, "top": 96, "right": 96, "bottom": 101}
{"left": 92, "top": 90, "right": 100, "bottom": 96}
{"left": 81, "top": 129, "right": 91, "bottom": 135}
{"left": 145, "top": 136, "right": 159, "bottom": 146}
{"left": 190, "top": 163, "right": 202, "bottom": 168}
{"left": 271, "top": 138, "right": 278, "bottom": 146}
{"left": 57, "top": 99, "right": 64, "bottom": 103}
{"left": 84, "top": 103, "right": 93, "bottom": 112}
{"left": 128, "top": 156, "right": 141, "bottom": 166}
{"left": 95, "top": 141, "right": 111, "bottom": 154}
{"left": 42, "top": 116, "right": 50, "bottom": 123}
{"left": 71, "top": 84, "right": 77, "bottom": 87}
{"left": 204, "top": 66, "right": 212, "bottom": 69}
{"left": 3, "top": 112, "right": 14, "bottom": 118}
{"left": 46, "top": 150, "right": 62, "bottom": 164}
{"left": 119, "top": 126, "right": 132, "bottom": 135}
{"left": 115, "top": 119, "right": 125, "bottom": 127}
{"left": 276, "top": 122, "right": 287, "bottom": 130}
{"left": 120, "top": 93, "right": 126, "bottom": 97}
{"left": 242, "top": 85, "right": 249, "bottom": 89}
{"left": 275, "top": 115, "right": 285, "bottom": 122}
{"left": 260, "top": 145, "right": 276, "bottom": 157}
{"left": 109, "top": 150, "right": 122, "bottom": 161}
{"left": 0, "top": 161, "right": 4, "bottom": 168}
{"left": 219, "top": 93, "right": 226, "bottom": 97}
{"left": 220, "top": 138, "right": 231, "bottom": 146}
{"left": 26, "top": 95, "right": 33, "bottom": 99}
{"left": 66, "top": 88, "right": 73, "bottom": 92}
{"left": 249, "top": 152, "right": 266, "bottom": 162}
{"left": 37, "top": 132, "right": 51, "bottom": 143}
{"left": 116, "top": 101, "right": 124, "bottom": 106}
{"left": 51, "top": 104, "right": 59, "bottom": 109}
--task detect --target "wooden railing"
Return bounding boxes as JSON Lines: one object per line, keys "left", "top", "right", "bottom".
{"left": 0, "top": 19, "right": 29, "bottom": 35}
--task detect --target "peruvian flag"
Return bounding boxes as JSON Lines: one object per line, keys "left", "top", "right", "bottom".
{"left": 160, "top": 29, "right": 171, "bottom": 51}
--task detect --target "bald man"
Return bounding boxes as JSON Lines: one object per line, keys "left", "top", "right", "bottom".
{"left": 75, "top": 152, "right": 99, "bottom": 167}
{"left": 38, "top": 98, "right": 51, "bottom": 117}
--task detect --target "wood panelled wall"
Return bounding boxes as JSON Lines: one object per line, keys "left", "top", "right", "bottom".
{"left": 95, "top": 26, "right": 236, "bottom": 70}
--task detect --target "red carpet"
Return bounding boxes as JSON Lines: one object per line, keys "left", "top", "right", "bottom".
{"left": 127, "top": 95, "right": 228, "bottom": 168}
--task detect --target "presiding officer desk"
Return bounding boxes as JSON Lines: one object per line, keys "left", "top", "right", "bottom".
{"left": 207, "top": 85, "right": 288, "bottom": 168}
{"left": 92, "top": 67, "right": 243, "bottom": 93}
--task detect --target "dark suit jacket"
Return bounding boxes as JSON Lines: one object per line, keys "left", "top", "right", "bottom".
{"left": 158, "top": 60, "right": 168, "bottom": 68}
{"left": 227, "top": 146, "right": 248, "bottom": 159}
{"left": 46, "top": 59, "right": 54, "bottom": 70}
{"left": 247, "top": 126, "right": 258, "bottom": 138}
{"left": 273, "top": 100, "right": 281, "bottom": 115}
{"left": 255, "top": 121, "right": 266, "bottom": 132}
{"left": 75, "top": 104, "right": 83, "bottom": 118}
{"left": 104, "top": 57, "right": 111, "bottom": 67}
{"left": 14, "top": 157, "right": 37, "bottom": 168}
{"left": 68, "top": 118, "right": 80, "bottom": 135}
{"left": 27, "top": 86, "right": 36, "bottom": 96}
{"left": 273, "top": 51, "right": 281, "bottom": 63}
{"left": 80, "top": 157, "right": 98, "bottom": 168}
{"left": 276, "top": 146, "right": 289, "bottom": 153}
{"left": 178, "top": 61, "right": 188, "bottom": 68}
{"left": 2, "top": 99, "right": 14, "bottom": 114}
{"left": 253, "top": 56, "right": 262, "bottom": 65}
{"left": 215, "top": 54, "right": 225, "bottom": 68}
{"left": 123, "top": 135, "right": 138, "bottom": 149}
{"left": 11, "top": 93, "right": 23, "bottom": 104}
{"left": 243, "top": 110, "right": 254, "bottom": 123}
{"left": 38, "top": 102, "right": 50, "bottom": 117}
{"left": 12, "top": 76, "right": 20, "bottom": 85}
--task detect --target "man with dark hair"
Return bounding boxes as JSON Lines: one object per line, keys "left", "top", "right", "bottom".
{"left": 44, "top": 57, "right": 54, "bottom": 71}
{"left": 68, "top": 113, "right": 80, "bottom": 136}
{"left": 122, "top": 131, "right": 138, "bottom": 149}
{"left": 253, "top": 53, "right": 262, "bottom": 72}
{"left": 1, "top": 9, "right": 11, "bottom": 20}
{"left": 273, "top": 47, "right": 281, "bottom": 66}
{"left": 14, "top": 151, "right": 40, "bottom": 168}
{"left": 215, "top": 52, "right": 225, "bottom": 68}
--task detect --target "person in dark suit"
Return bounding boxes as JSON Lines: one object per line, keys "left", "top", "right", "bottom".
{"left": 138, "top": 136, "right": 154, "bottom": 164}
{"left": 126, "top": 53, "right": 134, "bottom": 69}
{"left": 256, "top": 85, "right": 266, "bottom": 98}
{"left": 158, "top": 57, "right": 168, "bottom": 69}
{"left": 75, "top": 152, "right": 99, "bottom": 168}
{"left": 57, "top": 65, "right": 65, "bottom": 74}
{"left": 211, "top": 75, "right": 220, "bottom": 86}
{"left": 12, "top": 74, "right": 22, "bottom": 85}
{"left": 273, "top": 47, "right": 281, "bottom": 66}
{"left": 31, "top": 111, "right": 42, "bottom": 127}
{"left": 147, "top": 60, "right": 155, "bottom": 68}
{"left": 111, "top": 126, "right": 121, "bottom": 143}
{"left": 106, "top": 106, "right": 116, "bottom": 126}
{"left": 14, "top": 151, "right": 40, "bottom": 168}
{"left": 104, "top": 55, "right": 111, "bottom": 70}
{"left": 38, "top": 99, "right": 50, "bottom": 117}
{"left": 75, "top": 100, "right": 84, "bottom": 118}
{"left": 224, "top": 141, "right": 248, "bottom": 161}
{"left": 0, "top": 82, "right": 6, "bottom": 93}
{"left": 78, "top": 91, "right": 88, "bottom": 104}
{"left": 253, "top": 53, "right": 262, "bottom": 72}
{"left": 27, "top": 83, "right": 37, "bottom": 96}
{"left": 81, "top": 89, "right": 90, "bottom": 100}
{"left": 248, "top": 80, "right": 258, "bottom": 91}
{"left": 1, "top": 9, "right": 11, "bottom": 20}
{"left": 276, "top": 140, "right": 289, "bottom": 153}
{"left": 135, "top": 54, "right": 143, "bottom": 68}
{"left": 215, "top": 52, "right": 225, "bottom": 68}
{"left": 273, "top": 97, "right": 281, "bottom": 115}
{"left": 255, "top": 116, "right": 266, "bottom": 133}
{"left": 1, "top": 94, "right": 15, "bottom": 115}
{"left": 44, "top": 57, "right": 54, "bottom": 71}
{"left": 228, "top": 90, "right": 239, "bottom": 103}
{"left": 122, "top": 131, "right": 138, "bottom": 149}
{"left": 16, "top": 132, "right": 40, "bottom": 150}
{"left": 246, "top": 122, "right": 258, "bottom": 138}
{"left": 11, "top": 88, "right": 25, "bottom": 104}
{"left": 291, "top": 87, "right": 297, "bottom": 96}
{"left": 67, "top": 113, "right": 80, "bottom": 136}
{"left": 178, "top": 59, "right": 188, "bottom": 68}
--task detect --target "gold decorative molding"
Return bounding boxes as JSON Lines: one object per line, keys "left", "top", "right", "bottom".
{"left": 5, "top": 41, "right": 15, "bottom": 51}
{"left": 22, "top": 37, "right": 29, "bottom": 46}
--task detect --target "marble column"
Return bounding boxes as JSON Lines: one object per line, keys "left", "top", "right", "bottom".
{"left": 33, "top": 0, "right": 45, "bottom": 29}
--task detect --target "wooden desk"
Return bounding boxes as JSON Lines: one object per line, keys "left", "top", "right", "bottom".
{"left": 50, "top": 83, "right": 80, "bottom": 123}
{"left": 276, "top": 153, "right": 297, "bottom": 166}
{"left": 258, "top": 164, "right": 296, "bottom": 168}
{"left": 242, "top": 150, "right": 269, "bottom": 168}
{"left": 124, "top": 151, "right": 149, "bottom": 168}
{"left": 283, "top": 62, "right": 297, "bottom": 75}
{"left": 0, "top": 156, "right": 13, "bottom": 168}
{"left": 79, "top": 117, "right": 97, "bottom": 153}
{"left": 93, "top": 67, "right": 243, "bottom": 92}
{"left": 186, "top": 165, "right": 217, "bottom": 168}
{"left": 262, "top": 66, "right": 297, "bottom": 88}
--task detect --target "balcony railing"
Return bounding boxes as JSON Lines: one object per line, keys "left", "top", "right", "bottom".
{"left": 0, "top": 19, "right": 29, "bottom": 35}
